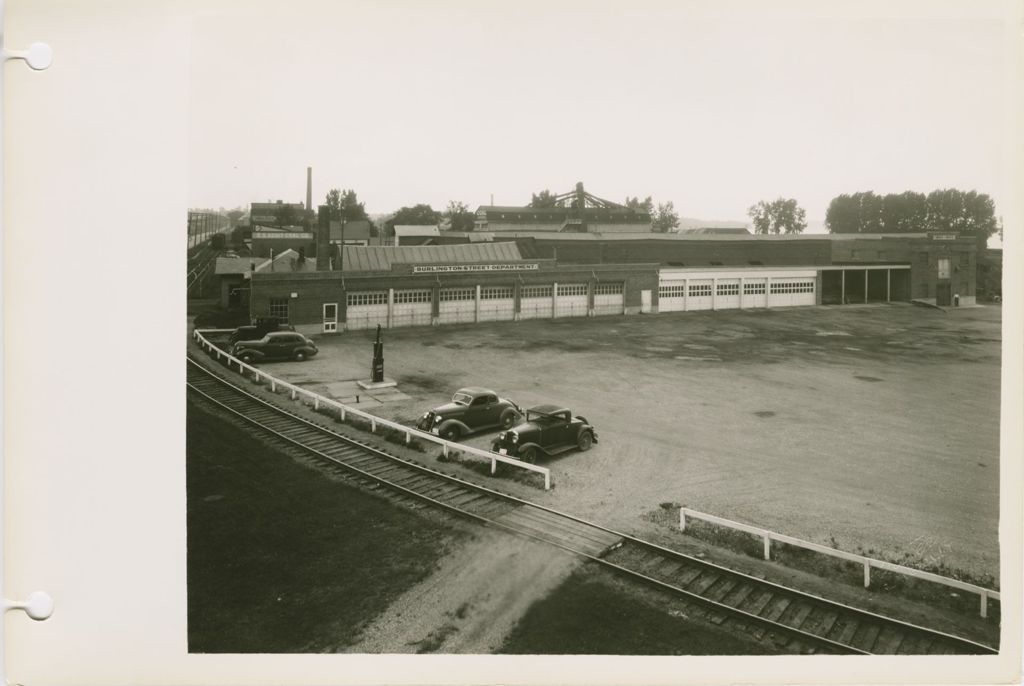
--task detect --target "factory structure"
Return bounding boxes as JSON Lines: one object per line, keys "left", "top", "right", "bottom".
{"left": 219, "top": 180, "right": 979, "bottom": 334}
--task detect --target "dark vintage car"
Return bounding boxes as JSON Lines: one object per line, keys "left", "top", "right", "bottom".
{"left": 416, "top": 387, "right": 523, "bottom": 441}
{"left": 229, "top": 317, "right": 295, "bottom": 345}
{"left": 231, "top": 331, "right": 318, "bottom": 364}
{"left": 491, "top": 404, "right": 597, "bottom": 463}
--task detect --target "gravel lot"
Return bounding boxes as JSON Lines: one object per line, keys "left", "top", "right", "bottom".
{"left": 259, "top": 303, "right": 1002, "bottom": 579}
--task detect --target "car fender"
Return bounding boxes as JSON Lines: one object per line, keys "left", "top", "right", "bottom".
{"left": 516, "top": 441, "right": 549, "bottom": 457}
{"left": 234, "top": 349, "right": 264, "bottom": 361}
{"left": 437, "top": 418, "right": 472, "bottom": 435}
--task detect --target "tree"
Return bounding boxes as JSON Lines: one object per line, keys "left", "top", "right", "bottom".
{"left": 625, "top": 196, "right": 654, "bottom": 214}
{"left": 226, "top": 209, "right": 245, "bottom": 224}
{"left": 385, "top": 204, "right": 441, "bottom": 235}
{"left": 529, "top": 190, "right": 558, "bottom": 208}
{"left": 325, "top": 188, "right": 369, "bottom": 222}
{"left": 825, "top": 194, "right": 860, "bottom": 234}
{"left": 443, "top": 200, "right": 476, "bottom": 232}
{"left": 652, "top": 201, "right": 680, "bottom": 232}
{"left": 748, "top": 198, "right": 807, "bottom": 235}
{"left": 925, "top": 189, "right": 998, "bottom": 248}
{"left": 881, "top": 191, "right": 927, "bottom": 233}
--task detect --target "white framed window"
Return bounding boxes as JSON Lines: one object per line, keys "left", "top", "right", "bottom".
{"left": 744, "top": 282, "right": 766, "bottom": 295}
{"left": 937, "top": 258, "right": 951, "bottom": 279}
{"left": 769, "top": 280, "right": 814, "bottom": 294}
{"left": 521, "top": 285, "right": 553, "bottom": 298}
{"left": 659, "top": 285, "right": 686, "bottom": 298}
{"left": 347, "top": 291, "right": 387, "bottom": 306}
{"left": 481, "top": 286, "right": 513, "bottom": 300}
{"left": 269, "top": 298, "right": 289, "bottom": 321}
{"left": 557, "top": 283, "right": 588, "bottom": 297}
{"left": 440, "top": 288, "right": 475, "bottom": 301}
{"left": 594, "top": 282, "right": 623, "bottom": 295}
{"left": 688, "top": 284, "right": 712, "bottom": 297}
{"left": 394, "top": 289, "right": 431, "bottom": 304}
{"left": 716, "top": 283, "right": 740, "bottom": 296}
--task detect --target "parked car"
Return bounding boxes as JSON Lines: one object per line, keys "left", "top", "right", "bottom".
{"left": 229, "top": 317, "right": 295, "bottom": 345}
{"left": 491, "top": 405, "right": 597, "bottom": 463}
{"left": 231, "top": 331, "right": 318, "bottom": 364}
{"left": 416, "top": 387, "right": 523, "bottom": 441}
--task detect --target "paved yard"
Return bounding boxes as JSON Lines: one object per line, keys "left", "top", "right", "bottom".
{"left": 261, "top": 303, "right": 1002, "bottom": 578}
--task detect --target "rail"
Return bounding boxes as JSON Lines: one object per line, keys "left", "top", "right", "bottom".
{"left": 192, "top": 329, "right": 552, "bottom": 489}
{"left": 678, "top": 507, "right": 999, "bottom": 618}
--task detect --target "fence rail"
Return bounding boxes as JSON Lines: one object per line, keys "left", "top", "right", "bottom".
{"left": 678, "top": 507, "right": 999, "bottom": 618}
{"left": 192, "top": 329, "right": 552, "bottom": 489}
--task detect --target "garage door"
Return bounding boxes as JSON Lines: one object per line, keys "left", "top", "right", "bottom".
{"left": 519, "top": 284, "right": 554, "bottom": 320}
{"left": 555, "top": 283, "right": 588, "bottom": 318}
{"left": 742, "top": 279, "right": 767, "bottom": 308}
{"left": 479, "top": 286, "right": 514, "bottom": 322}
{"left": 347, "top": 291, "right": 388, "bottom": 330}
{"left": 715, "top": 279, "right": 740, "bottom": 310}
{"left": 593, "top": 282, "right": 624, "bottom": 316}
{"left": 392, "top": 289, "right": 432, "bottom": 328}
{"left": 768, "top": 278, "right": 815, "bottom": 307}
{"left": 438, "top": 287, "right": 476, "bottom": 324}
{"left": 687, "top": 280, "right": 713, "bottom": 311}
{"left": 658, "top": 283, "right": 686, "bottom": 312}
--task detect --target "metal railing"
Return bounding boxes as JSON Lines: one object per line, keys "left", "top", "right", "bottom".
{"left": 192, "top": 329, "right": 552, "bottom": 489}
{"left": 678, "top": 507, "right": 999, "bottom": 618}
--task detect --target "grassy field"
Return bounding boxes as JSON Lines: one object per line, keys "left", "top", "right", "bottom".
{"left": 186, "top": 399, "right": 466, "bottom": 653}
{"left": 500, "top": 565, "right": 774, "bottom": 655}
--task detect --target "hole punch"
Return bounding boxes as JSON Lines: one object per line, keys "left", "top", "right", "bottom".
{"left": 1, "top": 42, "right": 53, "bottom": 71}
{"left": 4, "top": 591, "right": 54, "bottom": 621}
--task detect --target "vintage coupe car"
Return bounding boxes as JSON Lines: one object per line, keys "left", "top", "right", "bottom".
{"left": 491, "top": 405, "right": 598, "bottom": 463}
{"left": 416, "top": 387, "right": 523, "bottom": 441}
{"left": 229, "top": 317, "right": 295, "bottom": 345}
{"left": 231, "top": 331, "right": 318, "bottom": 364}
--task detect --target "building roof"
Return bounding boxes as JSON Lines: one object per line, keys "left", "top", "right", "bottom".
{"left": 254, "top": 248, "right": 318, "bottom": 273}
{"left": 393, "top": 225, "right": 440, "bottom": 237}
{"left": 215, "top": 256, "right": 267, "bottom": 276}
{"left": 340, "top": 242, "right": 524, "bottom": 272}
{"left": 677, "top": 227, "right": 751, "bottom": 235}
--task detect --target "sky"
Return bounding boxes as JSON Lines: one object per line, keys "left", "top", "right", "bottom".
{"left": 186, "top": 0, "right": 1014, "bottom": 229}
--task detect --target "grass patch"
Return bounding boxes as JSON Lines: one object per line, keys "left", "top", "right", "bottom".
{"left": 499, "top": 567, "right": 772, "bottom": 655}
{"left": 187, "top": 400, "right": 464, "bottom": 653}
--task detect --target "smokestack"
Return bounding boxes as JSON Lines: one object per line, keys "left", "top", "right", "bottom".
{"left": 306, "top": 167, "right": 313, "bottom": 212}
{"left": 316, "top": 205, "right": 331, "bottom": 271}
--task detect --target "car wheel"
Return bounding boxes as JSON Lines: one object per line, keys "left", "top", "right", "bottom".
{"left": 501, "top": 411, "right": 520, "bottom": 429}
{"left": 295, "top": 351, "right": 306, "bottom": 362}
{"left": 520, "top": 447, "right": 539, "bottom": 464}
{"left": 440, "top": 425, "right": 461, "bottom": 441}
{"left": 577, "top": 431, "right": 593, "bottom": 452}
{"left": 240, "top": 353, "right": 254, "bottom": 365}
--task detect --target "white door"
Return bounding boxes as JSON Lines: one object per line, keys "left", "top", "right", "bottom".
{"left": 438, "top": 288, "right": 476, "bottom": 324}
{"left": 346, "top": 291, "right": 389, "bottom": 330}
{"left": 392, "top": 289, "right": 432, "bottom": 328}
{"left": 519, "top": 285, "right": 554, "bottom": 320}
{"left": 658, "top": 283, "right": 686, "bottom": 312}
{"left": 641, "top": 289, "right": 652, "bottom": 313}
{"left": 322, "top": 303, "right": 338, "bottom": 333}
{"left": 555, "top": 283, "right": 588, "bottom": 317}
{"left": 687, "top": 280, "right": 714, "bottom": 311}
{"left": 479, "top": 286, "right": 514, "bottom": 322}
{"left": 593, "top": 282, "right": 624, "bottom": 315}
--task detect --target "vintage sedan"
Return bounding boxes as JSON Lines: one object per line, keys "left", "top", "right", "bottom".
{"left": 231, "top": 331, "right": 318, "bottom": 364}
{"left": 416, "top": 387, "right": 523, "bottom": 441}
{"left": 491, "top": 404, "right": 598, "bottom": 463}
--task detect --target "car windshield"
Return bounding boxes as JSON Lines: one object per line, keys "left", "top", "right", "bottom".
{"left": 527, "top": 410, "right": 559, "bottom": 423}
{"left": 452, "top": 392, "right": 473, "bottom": 405}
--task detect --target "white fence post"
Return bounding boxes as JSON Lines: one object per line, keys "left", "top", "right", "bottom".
{"left": 863, "top": 560, "right": 871, "bottom": 588}
{"left": 290, "top": 388, "right": 296, "bottom": 400}
{"left": 370, "top": 418, "right": 376, "bottom": 433}
{"left": 491, "top": 457, "right": 496, "bottom": 474}
{"left": 680, "top": 508, "right": 686, "bottom": 532}
{"left": 763, "top": 534, "right": 771, "bottom": 560}
{"left": 980, "top": 590, "right": 988, "bottom": 618}
{"left": 314, "top": 397, "right": 319, "bottom": 410}
{"left": 443, "top": 443, "right": 449, "bottom": 457}
{"left": 271, "top": 380, "right": 276, "bottom": 392}
{"left": 544, "top": 472, "right": 550, "bottom": 491}
{"left": 405, "top": 431, "right": 411, "bottom": 444}
{"left": 340, "top": 406, "right": 346, "bottom": 421}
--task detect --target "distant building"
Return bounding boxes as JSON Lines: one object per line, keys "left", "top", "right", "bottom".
{"left": 329, "top": 219, "right": 373, "bottom": 246}
{"left": 249, "top": 200, "right": 307, "bottom": 227}
{"left": 393, "top": 225, "right": 441, "bottom": 246}
{"left": 475, "top": 182, "right": 652, "bottom": 234}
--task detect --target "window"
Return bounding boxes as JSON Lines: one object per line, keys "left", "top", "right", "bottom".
{"left": 394, "top": 289, "right": 431, "bottom": 304}
{"left": 269, "top": 298, "right": 289, "bottom": 321}
{"left": 688, "top": 283, "right": 712, "bottom": 297}
{"left": 937, "top": 258, "right": 951, "bottom": 279}
{"left": 716, "top": 283, "right": 740, "bottom": 296}
{"left": 557, "top": 283, "right": 588, "bottom": 297}
{"left": 744, "top": 282, "right": 766, "bottom": 295}
{"left": 521, "top": 285, "right": 553, "bottom": 298}
{"left": 440, "top": 288, "right": 475, "bottom": 301}
{"left": 659, "top": 285, "right": 686, "bottom": 298}
{"left": 347, "top": 291, "right": 387, "bottom": 306}
{"left": 594, "top": 282, "right": 623, "bottom": 295}
{"left": 769, "top": 280, "right": 815, "bottom": 294}
{"left": 481, "top": 287, "right": 513, "bottom": 299}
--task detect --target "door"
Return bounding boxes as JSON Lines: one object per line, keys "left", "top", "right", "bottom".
{"left": 640, "top": 289, "right": 652, "bottom": 313}
{"left": 937, "top": 282, "right": 952, "bottom": 306}
{"left": 323, "top": 303, "right": 338, "bottom": 333}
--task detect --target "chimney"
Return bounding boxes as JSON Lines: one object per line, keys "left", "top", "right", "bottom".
{"left": 316, "top": 205, "right": 331, "bottom": 271}
{"left": 306, "top": 167, "right": 313, "bottom": 212}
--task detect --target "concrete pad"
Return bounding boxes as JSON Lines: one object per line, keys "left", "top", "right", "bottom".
{"left": 367, "top": 389, "right": 412, "bottom": 403}
{"left": 357, "top": 378, "right": 398, "bottom": 390}
{"left": 325, "top": 381, "right": 363, "bottom": 398}
{"left": 336, "top": 395, "right": 382, "bottom": 407}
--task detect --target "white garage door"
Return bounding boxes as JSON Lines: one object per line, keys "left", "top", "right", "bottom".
{"left": 347, "top": 291, "right": 388, "bottom": 330}
{"left": 438, "top": 287, "right": 476, "bottom": 324}
{"left": 392, "top": 289, "right": 432, "bottom": 328}
{"left": 687, "top": 280, "right": 713, "bottom": 311}
{"left": 555, "top": 283, "right": 588, "bottom": 318}
{"left": 715, "top": 279, "right": 741, "bottom": 310}
{"left": 768, "top": 278, "right": 815, "bottom": 307}
{"left": 593, "top": 282, "right": 624, "bottom": 316}
{"left": 742, "top": 279, "right": 768, "bottom": 308}
{"left": 658, "top": 283, "right": 686, "bottom": 312}
{"left": 519, "top": 284, "right": 554, "bottom": 320}
{"left": 479, "top": 286, "right": 514, "bottom": 322}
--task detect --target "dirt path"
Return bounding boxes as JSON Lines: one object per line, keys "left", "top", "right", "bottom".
{"left": 345, "top": 531, "right": 579, "bottom": 654}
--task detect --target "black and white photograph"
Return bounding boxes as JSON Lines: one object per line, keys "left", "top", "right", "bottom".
{"left": 3, "top": 0, "right": 1022, "bottom": 684}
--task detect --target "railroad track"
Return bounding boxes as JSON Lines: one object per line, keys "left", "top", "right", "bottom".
{"left": 186, "top": 355, "right": 998, "bottom": 656}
